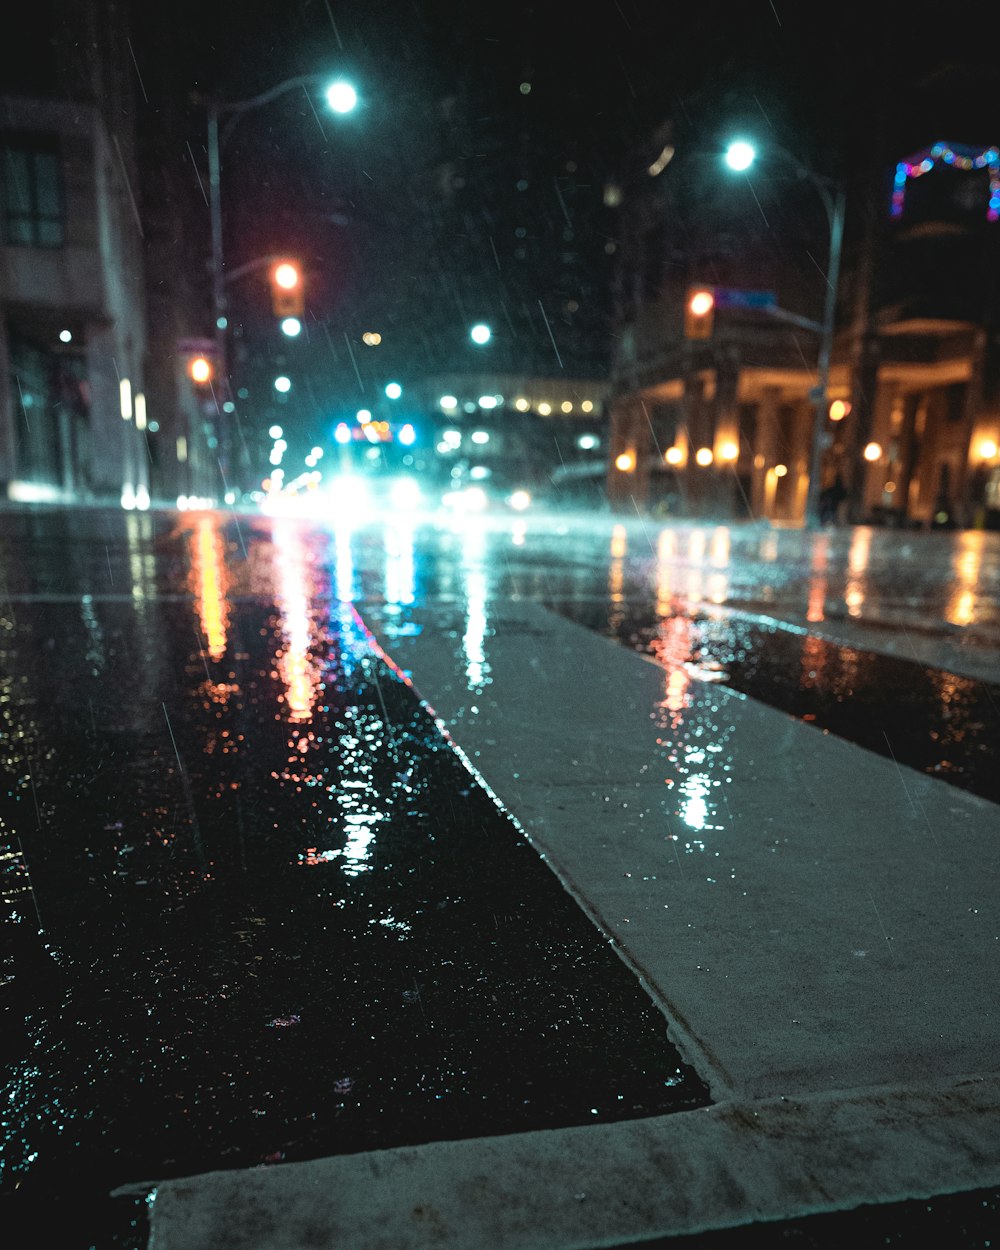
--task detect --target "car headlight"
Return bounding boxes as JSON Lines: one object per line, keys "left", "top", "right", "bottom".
{"left": 388, "top": 476, "right": 423, "bottom": 510}
{"left": 508, "top": 489, "right": 531, "bottom": 511}
{"left": 442, "top": 485, "right": 488, "bottom": 512}
{"left": 328, "top": 474, "right": 372, "bottom": 516}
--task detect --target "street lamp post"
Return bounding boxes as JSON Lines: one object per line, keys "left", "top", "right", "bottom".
{"left": 725, "top": 140, "right": 846, "bottom": 528}
{"left": 206, "top": 74, "right": 358, "bottom": 393}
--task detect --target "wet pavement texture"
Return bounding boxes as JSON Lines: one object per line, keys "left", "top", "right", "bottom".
{"left": 551, "top": 602, "right": 1000, "bottom": 806}
{"left": 0, "top": 509, "right": 708, "bottom": 1246}
{"left": 2, "top": 506, "right": 1000, "bottom": 1249}
{"left": 603, "top": 1183, "right": 1000, "bottom": 1250}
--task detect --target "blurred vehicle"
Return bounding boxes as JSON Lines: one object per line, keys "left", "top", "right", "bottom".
{"left": 440, "top": 482, "right": 532, "bottom": 513}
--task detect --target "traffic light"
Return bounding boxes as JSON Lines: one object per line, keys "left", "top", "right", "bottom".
{"left": 188, "top": 354, "right": 213, "bottom": 385}
{"left": 270, "top": 260, "right": 304, "bottom": 317}
{"left": 684, "top": 287, "right": 715, "bottom": 340}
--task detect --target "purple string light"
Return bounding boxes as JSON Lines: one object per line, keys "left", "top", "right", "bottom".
{"left": 891, "top": 141, "right": 1000, "bottom": 222}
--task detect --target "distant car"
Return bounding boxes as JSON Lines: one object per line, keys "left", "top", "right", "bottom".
{"left": 439, "top": 481, "right": 533, "bottom": 515}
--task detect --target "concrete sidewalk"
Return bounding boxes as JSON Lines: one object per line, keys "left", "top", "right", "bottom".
{"left": 144, "top": 599, "right": 1000, "bottom": 1247}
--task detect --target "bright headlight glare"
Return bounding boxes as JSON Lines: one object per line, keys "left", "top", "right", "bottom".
{"left": 389, "top": 477, "right": 422, "bottom": 509}
{"left": 328, "top": 474, "right": 371, "bottom": 514}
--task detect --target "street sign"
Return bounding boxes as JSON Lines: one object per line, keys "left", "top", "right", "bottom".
{"left": 177, "top": 337, "right": 216, "bottom": 354}
{"left": 713, "top": 288, "right": 777, "bottom": 310}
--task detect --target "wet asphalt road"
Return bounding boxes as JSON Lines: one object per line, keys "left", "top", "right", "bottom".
{"left": 1, "top": 504, "right": 999, "bottom": 1248}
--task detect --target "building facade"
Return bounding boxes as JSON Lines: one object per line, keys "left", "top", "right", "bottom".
{"left": 0, "top": 95, "right": 149, "bottom": 506}
{"left": 605, "top": 56, "right": 1000, "bottom": 529}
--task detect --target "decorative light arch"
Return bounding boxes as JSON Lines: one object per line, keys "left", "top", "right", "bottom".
{"left": 891, "top": 141, "right": 1000, "bottom": 222}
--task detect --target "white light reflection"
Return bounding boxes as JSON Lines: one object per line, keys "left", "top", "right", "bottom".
{"left": 126, "top": 513, "right": 155, "bottom": 608}
{"left": 709, "top": 526, "right": 730, "bottom": 569}
{"left": 461, "top": 522, "right": 491, "bottom": 691}
{"left": 384, "top": 521, "right": 415, "bottom": 606}
{"left": 679, "top": 771, "right": 718, "bottom": 832}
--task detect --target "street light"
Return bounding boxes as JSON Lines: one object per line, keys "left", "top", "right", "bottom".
{"left": 206, "top": 73, "right": 358, "bottom": 384}
{"left": 724, "top": 138, "right": 846, "bottom": 529}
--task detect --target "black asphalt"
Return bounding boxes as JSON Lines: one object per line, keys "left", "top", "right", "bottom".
{"left": 0, "top": 508, "right": 706, "bottom": 1248}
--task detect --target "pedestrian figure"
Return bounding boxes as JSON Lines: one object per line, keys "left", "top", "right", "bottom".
{"left": 819, "top": 474, "right": 846, "bottom": 524}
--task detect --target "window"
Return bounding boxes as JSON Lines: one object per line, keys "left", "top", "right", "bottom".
{"left": 2, "top": 139, "right": 65, "bottom": 247}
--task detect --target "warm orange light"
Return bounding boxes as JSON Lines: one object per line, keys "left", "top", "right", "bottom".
{"left": 689, "top": 290, "right": 714, "bottom": 316}
{"left": 863, "top": 442, "right": 882, "bottom": 462}
{"left": 774, "top": 463, "right": 788, "bottom": 477}
{"left": 695, "top": 447, "right": 714, "bottom": 466}
{"left": 191, "top": 516, "right": 229, "bottom": 662}
{"left": 273, "top": 262, "right": 300, "bottom": 289}
{"left": 719, "top": 441, "right": 739, "bottom": 462}
{"left": 615, "top": 451, "right": 636, "bottom": 472}
{"left": 829, "top": 399, "right": 850, "bottom": 421}
{"left": 189, "top": 355, "right": 212, "bottom": 384}
{"left": 977, "top": 438, "right": 999, "bottom": 461}
{"left": 665, "top": 446, "right": 683, "bottom": 465}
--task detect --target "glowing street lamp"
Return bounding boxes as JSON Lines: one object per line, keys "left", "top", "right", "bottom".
{"left": 326, "top": 80, "right": 358, "bottom": 114}
{"left": 206, "top": 72, "right": 359, "bottom": 399}
{"left": 470, "top": 323, "right": 492, "bottom": 345}
{"left": 724, "top": 139, "right": 756, "bottom": 172}
{"left": 723, "top": 135, "right": 845, "bottom": 528}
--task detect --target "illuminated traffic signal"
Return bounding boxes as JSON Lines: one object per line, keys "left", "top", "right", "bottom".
{"left": 188, "top": 355, "right": 213, "bottom": 385}
{"left": 270, "top": 260, "right": 304, "bottom": 317}
{"left": 684, "top": 287, "right": 715, "bottom": 340}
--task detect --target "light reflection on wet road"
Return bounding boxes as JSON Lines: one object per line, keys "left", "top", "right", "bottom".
{"left": 1, "top": 509, "right": 710, "bottom": 1247}
{"left": 2, "top": 506, "right": 998, "bottom": 1246}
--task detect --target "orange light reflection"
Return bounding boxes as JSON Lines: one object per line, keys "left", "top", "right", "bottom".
{"left": 273, "top": 519, "right": 323, "bottom": 723}
{"left": 190, "top": 514, "right": 230, "bottom": 661}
